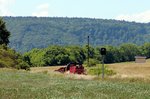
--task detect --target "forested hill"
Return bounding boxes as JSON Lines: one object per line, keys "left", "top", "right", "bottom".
{"left": 3, "top": 17, "right": 150, "bottom": 53}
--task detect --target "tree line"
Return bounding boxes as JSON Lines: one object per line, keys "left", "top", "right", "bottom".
{"left": 23, "top": 43, "right": 150, "bottom": 66}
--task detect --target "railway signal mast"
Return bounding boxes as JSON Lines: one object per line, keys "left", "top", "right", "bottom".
{"left": 100, "top": 48, "right": 106, "bottom": 79}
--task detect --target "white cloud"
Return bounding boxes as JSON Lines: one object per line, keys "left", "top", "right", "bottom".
{"left": 116, "top": 10, "right": 150, "bottom": 23}
{"left": 0, "top": 0, "right": 15, "bottom": 16}
{"left": 32, "top": 3, "right": 49, "bottom": 17}
{"left": 37, "top": 3, "right": 49, "bottom": 10}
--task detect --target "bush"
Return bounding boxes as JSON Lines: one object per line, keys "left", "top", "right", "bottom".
{"left": 84, "top": 58, "right": 100, "bottom": 67}
{"left": 0, "top": 60, "right": 7, "bottom": 68}
{"left": 0, "top": 45, "right": 30, "bottom": 70}
{"left": 16, "top": 61, "right": 30, "bottom": 70}
{"left": 87, "top": 64, "right": 116, "bottom": 76}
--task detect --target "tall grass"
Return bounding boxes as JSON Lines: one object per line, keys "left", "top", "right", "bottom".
{"left": 0, "top": 69, "right": 150, "bottom": 99}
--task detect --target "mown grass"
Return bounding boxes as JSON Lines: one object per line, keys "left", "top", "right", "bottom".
{"left": 0, "top": 69, "right": 150, "bottom": 99}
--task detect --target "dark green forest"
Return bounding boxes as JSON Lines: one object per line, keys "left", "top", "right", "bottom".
{"left": 3, "top": 17, "right": 150, "bottom": 53}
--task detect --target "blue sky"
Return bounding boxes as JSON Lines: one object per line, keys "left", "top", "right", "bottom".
{"left": 1, "top": 0, "right": 150, "bottom": 23}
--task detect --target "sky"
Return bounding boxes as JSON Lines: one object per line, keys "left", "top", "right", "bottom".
{"left": 0, "top": 0, "right": 150, "bottom": 23}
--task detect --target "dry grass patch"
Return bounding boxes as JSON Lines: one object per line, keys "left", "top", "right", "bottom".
{"left": 108, "top": 59, "right": 150, "bottom": 79}
{"left": 30, "top": 66, "right": 65, "bottom": 73}
{"left": 30, "top": 66, "right": 97, "bottom": 80}
{"left": 30, "top": 59, "right": 150, "bottom": 80}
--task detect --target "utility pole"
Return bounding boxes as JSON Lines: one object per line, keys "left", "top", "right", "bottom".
{"left": 87, "top": 36, "right": 89, "bottom": 67}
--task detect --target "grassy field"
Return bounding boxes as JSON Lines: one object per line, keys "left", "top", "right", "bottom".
{"left": 108, "top": 59, "right": 150, "bottom": 79}
{"left": 0, "top": 60, "right": 150, "bottom": 99}
{"left": 0, "top": 67, "right": 150, "bottom": 99}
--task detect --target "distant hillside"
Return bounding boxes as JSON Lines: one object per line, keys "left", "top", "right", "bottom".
{"left": 3, "top": 17, "right": 150, "bottom": 53}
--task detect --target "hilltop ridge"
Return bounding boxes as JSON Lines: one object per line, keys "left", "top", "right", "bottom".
{"left": 3, "top": 17, "right": 150, "bottom": 53}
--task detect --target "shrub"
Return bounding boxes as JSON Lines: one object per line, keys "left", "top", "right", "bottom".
{"left": 16, "top": 61, "right": 30, "bottom": 70}
{"left": 0, "top": 60, "right": 7, "bottom": 67}
{"left": 84, "top": 58, "right": 100, "bottom": 67}
{"left": 87, "top": 64, "right": 116, "bottom": 76}
{"left": 0, "top": 45, "right": 30, "bottom": 70}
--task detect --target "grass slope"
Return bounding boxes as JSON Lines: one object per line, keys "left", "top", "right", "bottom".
{"left": 0, "top": 68, "right": 150, "bottom": 99}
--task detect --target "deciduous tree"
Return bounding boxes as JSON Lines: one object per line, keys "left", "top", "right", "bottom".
{"left": 0, "top": 18, "right": 10, "bottom": 45}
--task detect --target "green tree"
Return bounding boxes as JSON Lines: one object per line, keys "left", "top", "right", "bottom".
{"left": 0, "top": 17, "right": 10, "bottom": 45}
{"left": 141, "top": 43, "right": 150, "bottom": 58}
{"left": 119, "top": 43, "right": 140, "bottom": 61}
{"left": 66, "top": 46, "right": 86, "bottom": 63}
{"left": 104, "top": 46, "right": 121, "bottom": 63}
{"left": 43, "top": 46, "right": 70, "bottom": 66}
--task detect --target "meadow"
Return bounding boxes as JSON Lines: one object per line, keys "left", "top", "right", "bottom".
{"left": 0, "top": 60, "right": 150, "bottom": 99}
{"left": 108, "top": 59, "right": 150, "bottom": 79}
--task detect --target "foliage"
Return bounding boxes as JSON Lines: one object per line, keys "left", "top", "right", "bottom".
{"left": 24, "top": 46, "right": 86, "bottom": 66}
{"left": 24, "top": 43, "right": 150, "bottom": 66}
{"left": 0, "top": 17, "right": 10, "bottom": 45}
{"left": 87, "top": 64, "right": 116, "bottom": 76}
{"left": 84, "top": 58, "right": 100, "bottom": 67}
{"left": 140, "top": 43, "right": 150, "bottom": 58}
{"left": 3, "top": 17, "right": 150, "bottom": 53}
{"left": 0, "top": 45, "right": 30, "bottom": 70}
{"left": 119, "top": 43, "right": 141, "bottom": 62}
{"left": 103, "top": 45, "right": 121, "bottom": 63}
{"left": 67, "top": 46, "right": 86, "bottom": 63}
{"left": 43, "top": 46, "right": 70, "bottom": 66}
{"left": 16, "top": 60, "right": 30, "bottom": 70}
